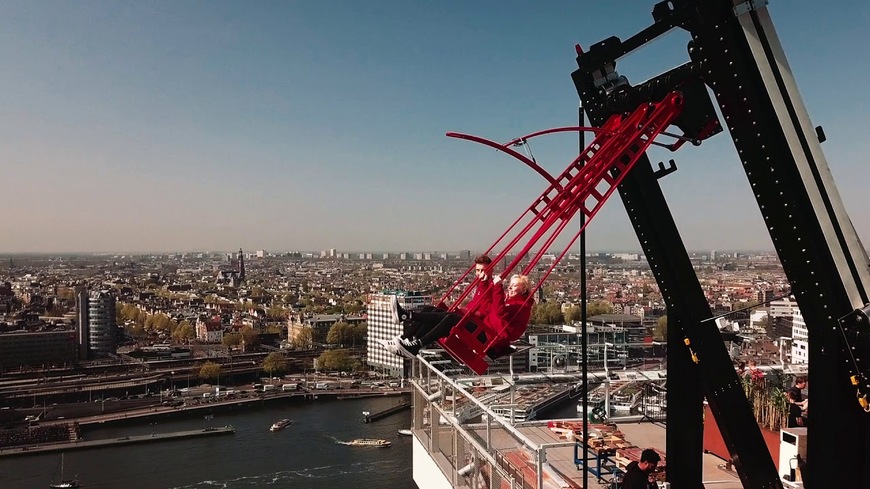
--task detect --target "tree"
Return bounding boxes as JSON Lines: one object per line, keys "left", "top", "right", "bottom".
{"left": 172, "top": 320, "right": 194, "bottom": 343}
{"left": 316, "top": 349, "right": 360, "bottom": 372}
{"left": 267, "top": 305, "right": 288, "bottom": 320}
{"left": 564, "top": 306, "right": 582, "bottom": 323}
{"left": 262, "top": 352, "right": 289, "bottom": 378}
{"left": 291, "top": 327, "right": 314, "bottom": 350}
{"left": 531, "top": 302, "right": 564, "bottom": 324}
{"left": 222, "top": 332, "right": 242, "bottom": 348}
{"left": 327, "top": 321, "right": 352, "bottom": 346}
{"left": 587, "top": 300, "right": 614, "bottom": 317}
{"left": 240, "top": 326, "right": 260, "bottom": 348}
{"left": 199, "top": 361, "right": 222, "bottom": 382}
{"left": 654, "top": 315, "right": 668, "bottom": 341}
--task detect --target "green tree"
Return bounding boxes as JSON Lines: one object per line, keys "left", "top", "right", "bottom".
{"left": 222, "top": 332, "right": 242, "bottom": 348}
{"left": 172, "top": 320, "right": 194, "bottom": 343}
{"left": 654, "top": 315, "right": 668, "bottom": 341}
{"left": 587, "top": 300, "right": 614, "bottom": 317}
{"left": 262, "top": 352, "right": 289, "bottom": 378}
{"left": 316, "top": 349, "right": 359, "bottom": 372}
{"left": 199, "top": 361, "right": 222, "bottom": 382}
{"left": 240, "top": 326, "right": 260, "bottom": 349}
{"left": 291, "top": 327, "right": 314, "bottom": 350}
{"left": 267, "top": 305, "right": 288, "bottom": 320}
{"left": 564, "top": 306, "right": 582, "bottom": 323}
{"left": 327, "top": 321, "right": 352, "bottom": 346}
{"left": 531, "top": 302, "right": 564, "bottom": 324}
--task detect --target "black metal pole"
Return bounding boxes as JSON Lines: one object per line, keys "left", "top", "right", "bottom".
{"left": 579, "top": 104, "right": 589, "bottom": 489}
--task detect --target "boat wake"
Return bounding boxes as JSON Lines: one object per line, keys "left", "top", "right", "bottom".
{"left": 168, "top": 460, "right": 410, "bottom": 488}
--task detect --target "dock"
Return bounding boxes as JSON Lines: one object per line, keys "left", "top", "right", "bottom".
{"left": 0, "top": 425, "right": 235, "bottom": 458}
{"left": 363, "top": 401, "right": 410, "bottom": 423}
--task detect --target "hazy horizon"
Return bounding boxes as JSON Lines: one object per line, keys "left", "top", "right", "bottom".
{"left": 3, "top": 1, "right": 869, "bottom": 254}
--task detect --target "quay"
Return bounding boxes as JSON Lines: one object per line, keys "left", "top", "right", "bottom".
{"left": 0, "top": 425, "right": 235, "bottom": 458}
{"left": 364, "top": 401, "right": 411, "bottom": 423}
{"left": 36, "top": 388, "right": 411, "bottom": 427}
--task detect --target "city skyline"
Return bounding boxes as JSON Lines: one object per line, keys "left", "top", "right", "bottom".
{"left": 2, "top": 1, "right": 869, "bottom": 254}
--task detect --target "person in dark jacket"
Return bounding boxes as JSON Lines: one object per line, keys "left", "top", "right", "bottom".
{"left": 620, "top": 448, "right": 661, "bottom": 489}
{"left": 388, "top": 273, "right": 534, "bottom": 358}
{"left": 787, "top": 376, "right": 808, "bottom": 427}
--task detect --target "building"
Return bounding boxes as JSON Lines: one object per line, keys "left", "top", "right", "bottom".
{"left": 76, "top": 289, "right": 89, "bottom": 360}
{"left": 791, "top": 307, "right": 809, "bottom": 364}
{"left": 0, "top": 330, "right": 78, "bottom": 370}
{"left": 367, "top": 291, "right": 431, "bottom": 377}
{"left": 287, "top": 313, "right": 366, "bottom": 346}
{"left": 86, "top": 290, "right": 117, "bottom": 358}
{"left": 196, "top": 315, "right": 224, "bottom": 343}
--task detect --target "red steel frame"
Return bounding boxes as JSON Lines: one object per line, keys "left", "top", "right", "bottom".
{"left": 435, "top": 92, "right": 685, "bottom": 374}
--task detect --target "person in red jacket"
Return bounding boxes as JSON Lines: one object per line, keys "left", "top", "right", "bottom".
{"left": 389, "top": 273, "right": 534, "bottom": 359}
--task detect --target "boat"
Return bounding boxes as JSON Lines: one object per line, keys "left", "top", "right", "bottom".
{"left": 49, "top": 453, "right": 79, "bottom": 489}
{"left": 397, "top": 429, "right": 413, "bottom": 436}
{"left": 270, "top": 418, "right": 292, "bottom": 431}
{"left": 346, "top": 438, "right": 391, "bottom": 447}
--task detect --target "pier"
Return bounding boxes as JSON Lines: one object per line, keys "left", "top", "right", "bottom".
{"left": 363, "top": 401, "right": 410, "bottom": 423}
{"left": 0, "top": 425, "right": 235, "bottom": 458}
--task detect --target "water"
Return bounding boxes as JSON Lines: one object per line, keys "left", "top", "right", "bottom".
{"left": 0, "top": 396, "right": 415, "bottom": 489}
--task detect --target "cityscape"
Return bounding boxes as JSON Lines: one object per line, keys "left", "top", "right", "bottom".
{"left": 1, "top": 247, "right": 803, "bottom": 488}
{"left": 5, "top": 1, "right": 870, "bottom": 488}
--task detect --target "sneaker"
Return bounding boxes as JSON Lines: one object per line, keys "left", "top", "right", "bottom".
{"left": 392, "top": 334, "right": 415, "bottom": 347}
{"left": 396, "top": 338, "right": 422, "bottom": 359}
{"left": 375, "top": 339, "right": 398, "bottom": 354}
{"left": 389, "top": 296, "right": 409, "bottom": 324}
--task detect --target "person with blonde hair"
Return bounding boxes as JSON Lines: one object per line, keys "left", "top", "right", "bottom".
{"left": 385, "top": 273, "right": 535, "bottom": 358}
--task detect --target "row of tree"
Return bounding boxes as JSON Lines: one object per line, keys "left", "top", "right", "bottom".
{"left": 196, "top": 349, "right": 362, "bottom": 381}
{"left": 529, "top": 300, "right": 615, "bottom": 325}
{"left": 198, "top": 351, "right": 291, "bottom": 381}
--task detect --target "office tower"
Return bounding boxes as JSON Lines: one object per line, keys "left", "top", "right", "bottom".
{"left": 367, "top": 291, "right": 431, "bottom": 377}
{"left": 87, "top": 290, "right": 117, "bottom": 358}
{"left": 76, "top": 289, "right": 89, "bottom": 360}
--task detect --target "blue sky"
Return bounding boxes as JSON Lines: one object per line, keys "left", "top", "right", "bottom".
{"left": 1, "top": 1, "right": 868, "bottom": 254}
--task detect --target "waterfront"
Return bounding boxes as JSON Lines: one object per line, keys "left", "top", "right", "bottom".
{"left": 0, "top": 396, "right": 414, "bottom": 489}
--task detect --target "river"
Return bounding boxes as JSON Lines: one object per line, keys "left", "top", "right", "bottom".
{"left": 1, "top": 396, "right": 415, "bottom": 489}
{"left": 1, "top": 392, "right": 583, "bottom": 489}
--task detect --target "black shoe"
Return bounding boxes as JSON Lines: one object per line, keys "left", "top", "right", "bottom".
{"left": 396, "top": 338, "right": 422, "bottom": 359}
{"left": 389, "top": 296, "right": 410, "bottom": 323}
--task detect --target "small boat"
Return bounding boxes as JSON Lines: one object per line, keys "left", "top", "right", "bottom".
{"left": 397, "top": 429, "right": 413, "bottom": 436}
{"left": 270, "top": 419, "right": 292, "bottom": 431}
{"left": 49, "top": 453, "right": 79, "bottom": 489}
{"left": 346, "top": 438, "right": 391, "bottom": 447}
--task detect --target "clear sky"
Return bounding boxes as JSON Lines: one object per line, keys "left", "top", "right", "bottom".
{"left": 1, "top": 1, "right": 869, "bottom": 254}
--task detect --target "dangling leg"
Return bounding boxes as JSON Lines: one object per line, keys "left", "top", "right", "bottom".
{"left": 402, "top": 308, "right": 449, "bottom": 340}
{"left": 397, "top": 313, "right": 472, "bottom": 358}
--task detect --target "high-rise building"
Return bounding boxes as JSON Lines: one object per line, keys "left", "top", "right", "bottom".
{"left": 87, "top": 290, "right": 117, "bottom": 358}
{"left": 791, "top": 307, "right": 809, "bottom": 364}
{"left": 367, "top": 291, "right": 431, "bottom": 377}
{"left": 238, "top": 248, "right": 246, "bottom": 282}
{"left": 75, "top": 289, "right": 89, "bottom": 360}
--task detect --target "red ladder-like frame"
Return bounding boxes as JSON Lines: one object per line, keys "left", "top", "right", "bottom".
{"left": 435, "top": 92, "right": 685, "bottom": 374}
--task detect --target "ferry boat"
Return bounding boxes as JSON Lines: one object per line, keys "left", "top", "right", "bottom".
{"left": 270, "top": 419, "right": 292, "bottom": 431}
{"left": 346, "top": 438, "right": 391, "bottom": 447}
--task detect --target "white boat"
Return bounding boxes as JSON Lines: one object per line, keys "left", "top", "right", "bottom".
{"left": 270, "top": 418, "right": 292, "bottom": 431}
{"left": 397, "top": 429, "right": 413, "bottom": 436}
{"left": 49, "top": 453, "right": 79, "bottom": 489}
{"left": 346, "top": 438, "right": 391, "bottom": 447}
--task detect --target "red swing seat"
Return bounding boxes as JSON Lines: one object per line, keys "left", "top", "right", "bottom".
{"left": 434, "top": 93, "right": 686, "bottom": 375}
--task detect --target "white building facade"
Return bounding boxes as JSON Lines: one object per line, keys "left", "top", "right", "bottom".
{"left": 791, "top": 307, "right": 809, "bottom": 364}
{"left": 367, "top": 291, "right": 431, "bottom": 377}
